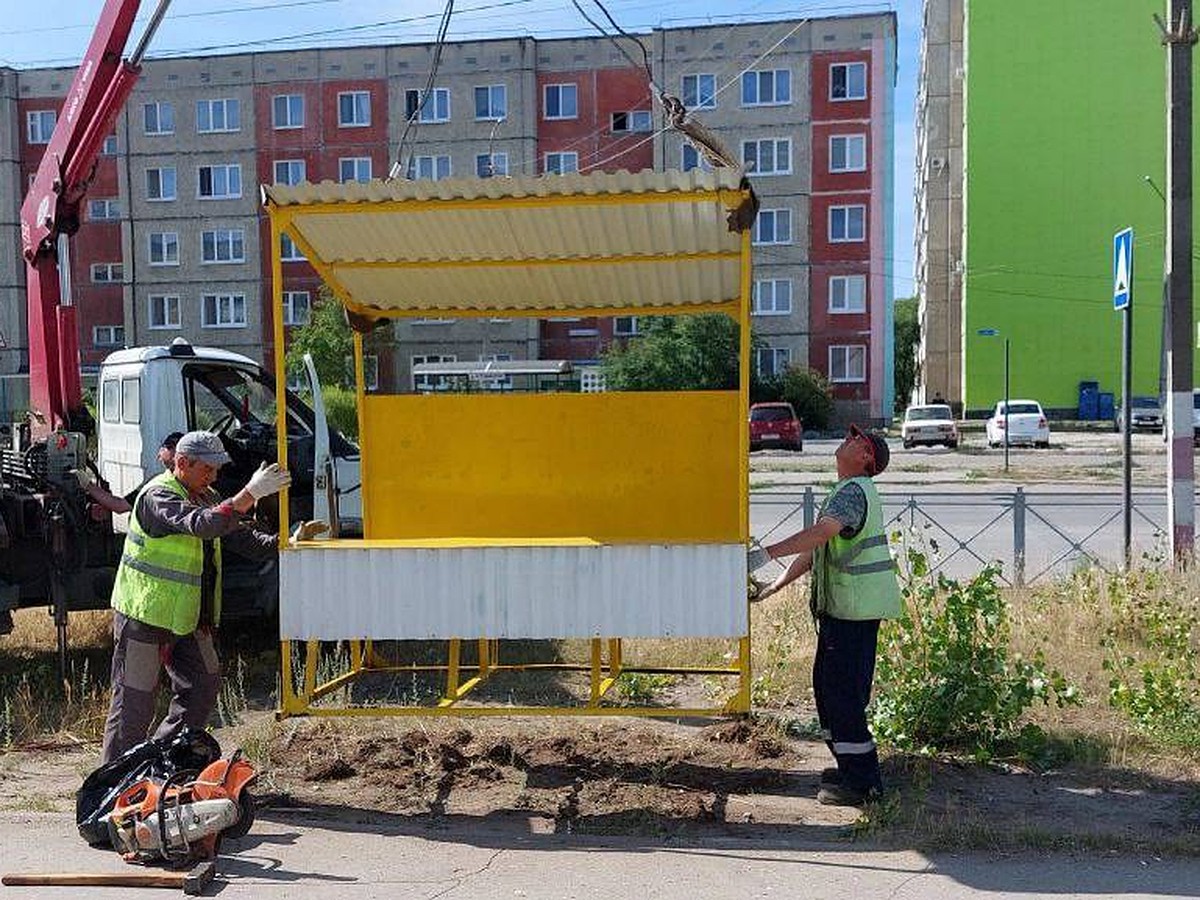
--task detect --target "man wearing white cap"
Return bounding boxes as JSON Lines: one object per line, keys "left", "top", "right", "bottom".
{"left": 100, "top": 431, "right": 291, "bottom": 763}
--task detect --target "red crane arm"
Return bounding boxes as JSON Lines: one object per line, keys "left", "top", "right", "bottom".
{"left": 20, "top": 0, "right": 170, "bottom": 435}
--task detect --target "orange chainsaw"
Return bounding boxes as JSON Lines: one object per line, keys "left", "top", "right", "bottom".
{"left": 105, "top": 752, "right": 257, "bottom": 866}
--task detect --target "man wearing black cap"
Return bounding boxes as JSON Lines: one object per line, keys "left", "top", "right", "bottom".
{"left": 747, "top": 424, "right": 901, "bottom": 806}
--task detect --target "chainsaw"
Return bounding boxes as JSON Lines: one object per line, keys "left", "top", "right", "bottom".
{"left": 105, "top": 752, "right": 257, "bottom": 866}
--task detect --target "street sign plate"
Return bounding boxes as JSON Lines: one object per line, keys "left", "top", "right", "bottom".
{"left": 1113, "top": 227, "right": 1133, "bottom": 311}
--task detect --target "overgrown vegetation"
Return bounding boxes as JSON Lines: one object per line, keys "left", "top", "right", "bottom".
{"left": 893, "top": 296, "right": 919, "bottom": 414}
{"left": 776, "top": 366, "right": 835, "bottom": 432}
{"left": 870, "top": 549, "right": 1079, "bottom": 759}
{"left": 1102, "top": 569, "right": 1200, "bottom": 748}
{"left": 285, "top": 286, "right": 354, "bottom": 390}
{"left": 601, "top": 314, "right": 741, "bottom": 391}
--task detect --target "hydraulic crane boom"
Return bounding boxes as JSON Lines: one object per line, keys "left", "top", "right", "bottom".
{"left": 19, "top": 0, "right": 171, "bottom": 437}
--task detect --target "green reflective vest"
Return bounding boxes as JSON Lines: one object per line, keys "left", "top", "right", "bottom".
{"left": 811, "top": 476, "right": 901, "bottom": 621}
{"left": 111, "top": 472, "right": 222, "bottom": 635}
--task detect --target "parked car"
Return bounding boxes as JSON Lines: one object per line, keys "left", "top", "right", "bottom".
{"left": 1116, "top": 395, "right": 1163, "bottom": 433}
{"left": 749, "top": 402, "right": 803, "bottom": 451}
{"left": 901, "top": 404, "right": 959, "bottom": 449}
{"left": 986, "top": 399, "right": 1050, "bottom": 448}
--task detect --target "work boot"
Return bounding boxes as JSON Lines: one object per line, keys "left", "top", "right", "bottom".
{"left": 820, "top": 767, "right": 841, "bottom": 785}
{"left": 816, "top": 782, "right": 881, "bottom": 807}
{"left": 0, "top": 610, "right": 11, "bottom": 635}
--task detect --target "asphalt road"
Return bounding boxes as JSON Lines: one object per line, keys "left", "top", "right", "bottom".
{"left": 1, "top": 811, "right": 1197, "bottom": 899}
{"left": 750, "top": 434, "right": 1183, "bottom": 582}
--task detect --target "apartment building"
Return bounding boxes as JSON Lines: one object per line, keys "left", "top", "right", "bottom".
{"left": 912, "top": 0, "right": 963, "bottom": 408}
{"left": 0, "top": 13, "right": 895, "bottom": 417}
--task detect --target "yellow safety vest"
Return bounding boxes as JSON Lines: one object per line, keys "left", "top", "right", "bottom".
{"left": 111, "top": 472, "right": 222, "bottom": 635}
{"left": 812, "top": 476, "right": 901, "bottom": 621}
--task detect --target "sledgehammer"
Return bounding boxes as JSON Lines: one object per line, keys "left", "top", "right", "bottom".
{"left": 3, "top": 859, "right": 215, "bottom": 895}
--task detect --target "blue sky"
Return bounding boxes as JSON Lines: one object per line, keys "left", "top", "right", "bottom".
{"left": 2, "top": 0, "right": 920, "bottom": 294}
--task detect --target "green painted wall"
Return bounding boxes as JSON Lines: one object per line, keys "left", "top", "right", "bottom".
{"left": 964, "top": 0, "right": 1195, "bottom": 414}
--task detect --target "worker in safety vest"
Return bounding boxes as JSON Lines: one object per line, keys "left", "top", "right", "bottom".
{"left": 748, "top": 423, "right": 901, "bottom": 806}
{"left": 100, "top": 431, "right": 290, "bottom": 764}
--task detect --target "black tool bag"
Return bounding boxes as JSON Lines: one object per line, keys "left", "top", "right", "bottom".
{"left": 76, "top": 728, "right": 222, "bottom": 846}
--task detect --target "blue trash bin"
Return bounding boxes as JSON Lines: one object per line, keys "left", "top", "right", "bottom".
{"left": 1078, "top": 381, "right": 1099, "bottom": 420}
{"left": 1098, "top": 392, "right": 1115, "bottom": 421}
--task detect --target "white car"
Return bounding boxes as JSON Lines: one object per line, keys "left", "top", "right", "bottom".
{"left": 986, "top": 399, "right": 1050, "bottom": 448}
{"left": 901, "top": 404, "right": 959, "bottom": 448}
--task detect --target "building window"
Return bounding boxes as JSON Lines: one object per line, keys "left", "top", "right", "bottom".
{"left": 146, "top": 167, "right": 176, "bottom": 201}
{"left": 201, "top": 228, "right": 245, "bottom": 264}
{"left": 544, "top": 152, "right": 578, "bottom": 175}
{"left": 149, "top": 231, "right": 179, "bottom": 266}
{"left": 753, "top": 208, "right": 792, "bottom": 245}
{"left": 337, "top": 90, "right": 371, "bottom": 127}
{"left": 280, "top": 233, "right": 305, "bottom": 261}
{"left": 405, "top": 87, "right": 450, "bottom": 123}
{"left": 829, "top": 344, "right": 867, "bottom": 383}
{"left": 196, "top": 98, "right": 240, "bottom": 133}
{"left": 274, "top": 159, "right": 306, "bottom": 185}
{"left": 412, "top": 354, "right": 455, "bottom": 392}
{"left": 148, "top": 294, "right": 181, "bottom": 330}
{"left": 829, "top": 274, "right": 867, "bottom": 313}
{"left": 613, "top": 316, "right": 639, "bottom": 336}
{"left": 741, "top": 69, "right": 791, "bottom": 106}
{"left": 755, "top": 347, "right": 791, "bottom": 379}
{"left": 681, "top": 73, "right": 716, "bottom": 109}
{"left": 407, "top": 155, "right": 451, "bottom": 180}
{"left": 742, "top": 138, "right": 791, "bottom": 175}
{"left": 339, "top": 157, "right": 372, "bottom": 183}
{"left": 272, "top": 93, "right": 304, "bottom": 129}
{"left": 283, "top": 291, "right": 311, "bottom": 326}
{"left": 93, "top": 325, "right": 126, "bottom": 347}
{"left": 202, "top": 293, "right": 247, "bottom": 328}
{"left": 90, "top": 262, "right": 124, "bottom": 284}
{"left": 543, "top": 83, "right": 578, "bottom": 120}
{"left": 88, "top": 198, "right": 121, "bottom": 221}
{"left": 197, "top": 164, "right": 242, "bottom": 199}
{"left": 611, "top": 110, "right": 652, "bottom": 133}
{"left": 101, "top": 134, "right": 119, "bottom": 155}
{"left": 830, "top": 62, "right": 868, "bottom": 101}
{"left": 27, "top": 109, "right": 57, "bottom": 143}
{"left": 830, "top": 134, "right": 867, "bottom": 173}
{"left": 752, "top": 279, "right": 792, "bottom": 315}
{"left": 474, "top": 84, "right": 506, "bottom": 120}
{"left": 681, "top": 142, "right": 713, "bottom": 173}
{"left": 476, "top": 152, "right": 509, "bottom": 177}
{"left": 143, "top": 101, "right": 175, "bottom": 135}
{"left": 829, "top": 204, "right": 866, "bottom": 242}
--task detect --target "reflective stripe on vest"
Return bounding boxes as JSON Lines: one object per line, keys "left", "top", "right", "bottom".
{"left": 813, "top": 476, "right": 902, "bottom": 621}
{"left": 110, "top": 471, "right": 221, "bottom": 635}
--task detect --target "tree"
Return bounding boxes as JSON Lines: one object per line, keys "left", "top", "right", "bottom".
{"left": 285, "top": 286, "right": 353, "bottom": 390}
{"left": 893, "top": 296, "right": 919, "bottom": 414}
{"left": 601, "top": 314, "right": 742, "bottom": 391}
{"left": 779, "top": 366, "right": 835, "bottom": 431}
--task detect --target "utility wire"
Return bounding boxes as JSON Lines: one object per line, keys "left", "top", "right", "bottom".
{"left": 390, "top": 0, "right": 456, "bottom": 181}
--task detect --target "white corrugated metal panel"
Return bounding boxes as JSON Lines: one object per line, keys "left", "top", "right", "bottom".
{"left": 263, "top": 169, "right": 753, "bottom": 314}
{"left": 333, "top": 258, "right": 738, "bottom": 312}
{"left": 279, "top": 543, "right": 747, "bottom": 640}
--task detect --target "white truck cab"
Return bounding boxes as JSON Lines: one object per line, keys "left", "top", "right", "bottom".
{"left": 96, "top": 339, "right": 361, "bottom": 537}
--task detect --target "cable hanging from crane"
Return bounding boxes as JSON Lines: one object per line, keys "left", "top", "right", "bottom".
{"left": 569, "top": 0, "right": 739, "bottom": 170}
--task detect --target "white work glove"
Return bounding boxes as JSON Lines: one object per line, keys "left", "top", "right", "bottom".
{"left": 245, "top": 462, "right": 291, "bottom": 500}
{"left": 747, "top": 541, "right": 771, "bottom": 573}
{"left": 71, "top": 468, "right": 97, "bottom": 491}
{"left": 289, "top": 520, "right": 330, "bottom": 546}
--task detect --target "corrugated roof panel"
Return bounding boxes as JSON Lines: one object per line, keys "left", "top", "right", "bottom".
{"left": 332, "top": 258, "right": 739, "bottom": 312}
{"left": 265, "top": 169, "right": 753, "bottom": 314}
{"left": 279, "top": 543, "right": 747, "bottom": 640}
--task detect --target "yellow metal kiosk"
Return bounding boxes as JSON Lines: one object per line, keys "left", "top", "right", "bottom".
{"left": 263, "top": 169, "right": 757, "bottom": 718}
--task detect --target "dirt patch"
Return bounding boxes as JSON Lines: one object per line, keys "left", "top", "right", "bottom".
{"left": 255, "top": 715, "right": 1200, "bottom": 849}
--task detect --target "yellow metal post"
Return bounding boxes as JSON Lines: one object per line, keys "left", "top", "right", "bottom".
{"left": 589, "top": 638, "right": 603, "bottom": 705}
{"left": 303, "top": 639, "right": 319, "bottom": 705}
{"left": 268, "top": 213, "right": 291, "bottom": 549}
{"left": 478, "top": 638, "right": 490, "bottom": 676}
{"left": 440, "top": 639, "right": 461, "bottom": 707}
{"left": 352, "top": 332, "right": 369, "bottom": 536}
{"left": 608, "top": 638, "right": 622, "bottom": 678}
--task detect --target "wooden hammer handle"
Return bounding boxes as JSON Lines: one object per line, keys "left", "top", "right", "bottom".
{"left": 3, "top": 872, "right": 185, "bottom": 888}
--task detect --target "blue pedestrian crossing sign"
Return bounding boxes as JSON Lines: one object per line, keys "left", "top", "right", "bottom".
{"left": 1113, "top": 227, "right": 1133, "bottom": 311}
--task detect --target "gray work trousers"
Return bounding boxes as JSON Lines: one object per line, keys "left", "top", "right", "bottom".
{"left": 100, "top": 611, "right": 221, "bottom": 764}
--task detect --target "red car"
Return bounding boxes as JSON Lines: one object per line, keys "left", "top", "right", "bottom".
{"left": 749, "top": 402, "right": 803, "bottom": 451}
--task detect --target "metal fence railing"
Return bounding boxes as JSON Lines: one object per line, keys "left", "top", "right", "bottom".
{"left": 751, "top": 489, "right": 1173, "bottom": 586}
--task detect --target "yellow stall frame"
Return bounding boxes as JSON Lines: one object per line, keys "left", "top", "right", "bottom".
{"left": 263, "top": 169, "right": 757, "bottom": 719}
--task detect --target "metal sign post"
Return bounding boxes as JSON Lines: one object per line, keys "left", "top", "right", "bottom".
{"left": 1114, "top": 227, "right": 1134, "bottom": 568}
